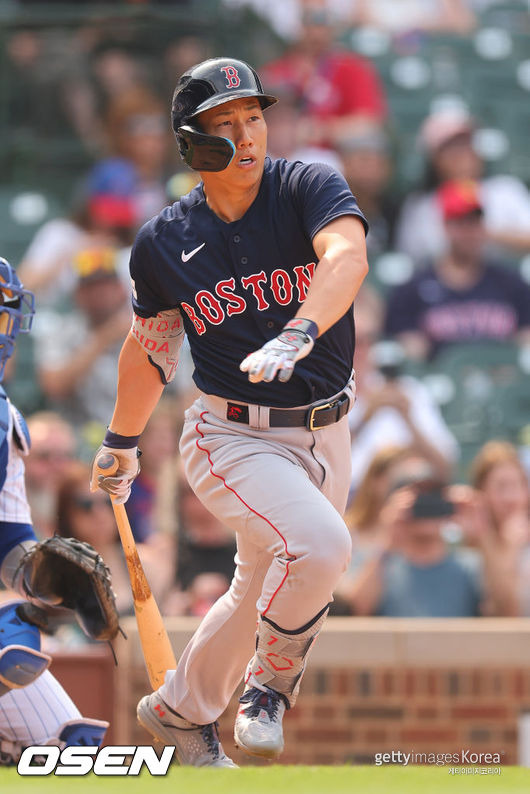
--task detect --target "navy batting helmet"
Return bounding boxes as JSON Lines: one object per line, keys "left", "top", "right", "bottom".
{"left": 0, "top": 258, "right": 35, "bottom": 381}
{"left": 171, "top": 57, "right": 277, "bottom": 172}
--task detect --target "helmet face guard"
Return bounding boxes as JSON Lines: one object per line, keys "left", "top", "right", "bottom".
{"left": 0, "top": 258, "right": 35, "bottom": 382}
{"left": 178, "top": 125, "right": 236, "bottom": 172}
{"left": 171, "top": 58, "right": 277, "bottom": 173}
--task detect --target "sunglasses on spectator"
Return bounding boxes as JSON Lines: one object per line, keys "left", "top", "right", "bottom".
{"left": 73, "top": 495, "right": 112, "bottom": 512}
{"left": 32, "top": 450, "right": 73, "bottom": 462}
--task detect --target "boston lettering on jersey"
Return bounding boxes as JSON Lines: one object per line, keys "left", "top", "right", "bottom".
{"left": 180, "top": 263, "right": 316, "bottom": 335}
{"left": 130, "top": 157, "right": 368, "bottom": 407}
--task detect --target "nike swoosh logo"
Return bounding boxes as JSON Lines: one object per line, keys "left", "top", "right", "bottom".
{"left": 181, "top": 243, "right": 205, "bottom": 262}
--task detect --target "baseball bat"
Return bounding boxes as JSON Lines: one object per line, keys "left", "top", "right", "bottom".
{"left": 96, "top": 453, "right": 177, "bottom": 689}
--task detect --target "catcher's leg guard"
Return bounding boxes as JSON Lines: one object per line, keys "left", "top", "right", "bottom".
{"left": 0, "top": 719, "right": 108, "bottom": 767}
{"left": 0, "top": 601, "right": 50, "bottom": 695}
{"left": 51, "top": 718, "right": 108, "bottom": 748}
{"left": 245, "top": 604, "right": 330, "bottom": 707}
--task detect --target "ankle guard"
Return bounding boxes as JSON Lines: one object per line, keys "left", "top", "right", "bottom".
{"left": 0, "top": 737, "right": 25, "bottom": 766}
{"left": 245, "top": 605, "right": 329, "bottom": 707}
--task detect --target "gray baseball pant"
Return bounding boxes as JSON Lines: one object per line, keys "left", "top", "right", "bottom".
{"left": 159, "top": 381, "right": 355, "bottom": 724}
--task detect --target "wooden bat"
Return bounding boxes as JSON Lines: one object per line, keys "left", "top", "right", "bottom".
{"left": 96, "top": 453, "right": 177, "bottom": 689}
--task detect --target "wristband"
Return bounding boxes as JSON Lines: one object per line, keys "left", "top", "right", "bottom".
{"left": 103, "top": 429, "right": 140, "bottom": 449}
{"left": 284, "top": 318, "right": 319, "bottom": 341}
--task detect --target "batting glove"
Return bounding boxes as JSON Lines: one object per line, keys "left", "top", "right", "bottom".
{"left": 240, "top": 318, "right": 319, "bottom": 383}
{"left": 90, "top": 431, "right": 141, "bottom": 505}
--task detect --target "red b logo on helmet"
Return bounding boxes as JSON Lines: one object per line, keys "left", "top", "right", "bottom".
{"left": 221, "top": 65, "right": 241, "bottom": 89}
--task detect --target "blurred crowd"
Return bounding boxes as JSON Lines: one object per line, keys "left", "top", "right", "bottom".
{"left": 1, "top": 0, "right": 530, "bottom": 631}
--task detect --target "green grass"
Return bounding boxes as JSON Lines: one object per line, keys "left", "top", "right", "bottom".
{"left": 1, "top": 765, "right": 530, "bottom": 794}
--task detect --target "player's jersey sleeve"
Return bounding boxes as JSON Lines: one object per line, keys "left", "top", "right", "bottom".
{"left": 289, "top": 162, "right": 369, "bottom": 242}
{"left": 130, "top": 220, "right": 175, "bottom": 319}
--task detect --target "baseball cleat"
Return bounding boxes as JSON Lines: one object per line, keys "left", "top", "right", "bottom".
{"left": 233, "top": 685, "right": 287, "bottom": 759}
{"left": 137, "top": 691, "right": 238, "bottom": 768}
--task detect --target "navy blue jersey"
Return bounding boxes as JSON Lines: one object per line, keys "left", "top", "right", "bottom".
{"left": 384, "top": 262, "right": 530, "bottom": 358}
{"left": 131, "top": 157, "right": 368, "bottom": 407}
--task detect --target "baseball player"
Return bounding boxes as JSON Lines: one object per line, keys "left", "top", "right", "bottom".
{"left": 0, "top": 258, "right": 109, "bottom": 764}
{"left": 91, "top": 57, "right": 368, "bottom": 767}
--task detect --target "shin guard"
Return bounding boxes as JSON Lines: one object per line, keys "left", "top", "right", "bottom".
{"left": 245, "top": 604, "right": 329, "bottom": 707}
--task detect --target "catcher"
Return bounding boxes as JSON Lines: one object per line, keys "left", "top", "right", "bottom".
{"left": 0, "top": 257, "right": 119, "bottom": 765}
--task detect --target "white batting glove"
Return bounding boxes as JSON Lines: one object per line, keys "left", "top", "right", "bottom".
{"left": 240, "top": 318, "right": 319, "bottom": 383}
{"left": 90, "top": 443, "right": 141, "bottom": 505}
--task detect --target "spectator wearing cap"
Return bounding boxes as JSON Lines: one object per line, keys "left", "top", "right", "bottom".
{"left": 35, "top": 247, "right": 131, "bottom": 429}
{"left": 385, "top": 179, "right": 530, "bottom": 360}
{"left": 261, "top": 5, "right": 387, "bottom": 151}
{"left": 85, "top": 88, "right": 173, "bottom": 224}
{"left": 18, "top": 169, "right": 136, "bottom": 311}
{"left": 395, "top": 109, "right": 530, "bottom": 265}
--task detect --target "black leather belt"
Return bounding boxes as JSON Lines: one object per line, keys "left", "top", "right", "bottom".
{"left": 226, "top": 393, "right": 350, "bottom": 431}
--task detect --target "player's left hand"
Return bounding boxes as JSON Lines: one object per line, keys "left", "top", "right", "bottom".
{"left": 240, "top": 318, "right": 318, "bottom": 383}
{"left": 90, "top": 444, "right": 140, "bottom": 505}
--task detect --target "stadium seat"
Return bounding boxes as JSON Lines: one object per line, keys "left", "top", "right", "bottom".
{"left": 370, "top": 251, "right": 415, "bottom": 293}
{"left": 476, "top": 1, "right": 530, "bottom": 33}
{"left": 422, "top": 341, "right": 527, "bottom": 477}
{"left": 0, "top": 185, "right": 64, "bottom": 265}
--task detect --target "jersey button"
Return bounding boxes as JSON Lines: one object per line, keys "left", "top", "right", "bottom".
{"left": 267, "top": 321, "right": 274, "bottom": 328}
{"left": 241, "top": 256, "right": 248, "bottom": 264}
{"left": 233, "top": 235, "right": 241, "bottom": 243}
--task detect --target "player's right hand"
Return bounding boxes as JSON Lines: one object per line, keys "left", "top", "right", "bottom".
{"left": 90, "top": 445, "right": 141, "bottom": 505}
{"left": 239, "top": 319, "right": 317, "bottom": 383}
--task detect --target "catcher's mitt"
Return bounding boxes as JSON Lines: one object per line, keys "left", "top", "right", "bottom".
{"left": 18, "top": 536, "right": 119, "bottom": 642}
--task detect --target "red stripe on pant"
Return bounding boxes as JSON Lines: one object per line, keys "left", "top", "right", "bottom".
{"left": 194, "top": 411, "right": 295, "bottom": 616}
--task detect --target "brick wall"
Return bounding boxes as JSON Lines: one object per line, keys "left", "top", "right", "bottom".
{"left": 50, "top": 646, "right": 117, "bottom": 744}
{"left": 113, "top": 617, "right": 530, "bottom": 766}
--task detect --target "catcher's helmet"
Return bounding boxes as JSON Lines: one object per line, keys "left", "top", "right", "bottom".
{"left": 0, "top": 258, "right": 35, "bottom": 381}
{"left": 171, "top": 57, "right": 277, "bottom": 172}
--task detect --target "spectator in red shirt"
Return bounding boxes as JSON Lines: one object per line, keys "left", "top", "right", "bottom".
{"left": 261, "top": 5, "right": 387, "bottom": 150}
